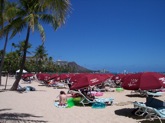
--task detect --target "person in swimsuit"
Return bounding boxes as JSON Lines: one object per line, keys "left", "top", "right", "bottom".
{"left": 59, "top": 91, "right": 67, "bottom": 106}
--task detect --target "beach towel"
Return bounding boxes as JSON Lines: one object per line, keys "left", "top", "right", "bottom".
{"left": 54, "top": 102, "right": 68, "bottom": 108}
{"left": 95, "top": 98, "right": 113, "bottom": 103}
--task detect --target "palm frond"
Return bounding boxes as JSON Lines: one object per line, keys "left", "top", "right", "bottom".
{"left": 40, "top": 0, "right": 71, "bottom": 25}
{"left": 36, "top": 22, "right": 45, "bottom": 42}
{"left": 4, "top": 1, "right": 18, "bottom": 22}
{"left": 40, "top": 14, "right": 54, "bottom": 24}
{"left": 9, "top": 17, "right": 27, "bottom": 39}
{"left": 29, "top": 13, "right": 35, "bottom": 32}
{"left": 53, "top": 0, "right": 71, "bottom": 22}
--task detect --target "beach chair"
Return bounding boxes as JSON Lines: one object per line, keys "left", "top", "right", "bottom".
{"left": 145, "top": 106, "right": 165, "bottom": 123}
{"left": 131, "top": 90, "right": 147, "bottom": 96}
{"left": 131, "top": 90, "right": 163, "bottom": 97}
{"left": 146, "top": 91, "right": 163, "bottom": 97}
{"left": 70, "top": 90, "right": 114, "bottom": 107}
{"left": 53, "top": 82, "right": 68, "bottom": 89}
{"left": 133, "top": 101, "right": 164, "bottom": 123}
{"left": 133, "top": 101, "right": 147, "bottom": 116}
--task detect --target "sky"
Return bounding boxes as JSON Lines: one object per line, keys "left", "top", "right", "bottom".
{"left": 0, "top": 0, "right": 165, "bottom": 73}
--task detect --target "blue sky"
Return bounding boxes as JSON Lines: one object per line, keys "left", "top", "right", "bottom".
{"left": 1, "top": 0, "right": 165, "bottom": 73}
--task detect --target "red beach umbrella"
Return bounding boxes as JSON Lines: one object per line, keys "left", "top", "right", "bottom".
{"left": 98, "top": 73, "right": 114, "bottom": 79}
{"left": 59, "top": 74, "right": 71, "bottom": 80}
{"left": 111, "top": 75, "right": 121, "bottom": 81}
{"left": 22, "top": 73, "right": 34, "bottom": 78}
{"left": 121, "top": 72, "right": 165, "bottom": 90}
{"left": 118, "top": 74, "right": 127, "bottom": 79}
{"left": 48, "top": 73, "right": 59, "bottom": 80}
{"left": 70, "top": 74, "right": 109, "bottom": 90}
{"left": 36, "top": 73, "right": 51, "bottom": 81}
{"left": 69, "top": 73, "right": 89, "bottom": 83}
{"left": 111, "top": 74, "right": 126, "bottom": 81}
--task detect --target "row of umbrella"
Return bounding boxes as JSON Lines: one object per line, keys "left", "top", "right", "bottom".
{"left": 70, "top": 72, "right": 165, "bottom": 90}
{"left": 23, "top": 72, "right": 165, "bottom": 91}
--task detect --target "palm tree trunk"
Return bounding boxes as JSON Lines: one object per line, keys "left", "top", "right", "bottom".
{"left": 10, "top": 26, "right": 30, "bottom": 91}
{"left": 0, "top": 32, "right": 9, "bottom": 85}
{"left": 0, "top": 0, "right": 4, "bottom": 85}
{"left": 0, "top": 0, "right": 4, "bottom": 28}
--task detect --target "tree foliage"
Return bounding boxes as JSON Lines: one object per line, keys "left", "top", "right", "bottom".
{"left": 0, "top": 0, "right": 71, "bottom": 90}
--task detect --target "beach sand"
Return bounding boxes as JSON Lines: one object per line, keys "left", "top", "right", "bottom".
{"left": 0, "top": 76, "right": 164, "bottom": 123}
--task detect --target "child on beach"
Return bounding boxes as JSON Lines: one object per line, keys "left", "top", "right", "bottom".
{"left": 59, "top": 91, "right": 67, "bottom": 106}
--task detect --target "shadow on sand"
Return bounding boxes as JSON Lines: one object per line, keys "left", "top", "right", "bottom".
{"left": 0, "top": 109, "right": 12, "bottom": 112}
{"left": 138, "top": 119, "right": 162, "bottom": 123}
{"left": 115, "top": 108, "right": 142, "bottom": 119}
{"left": 126, "top": 94, "right": 146, "bottom": 98}
{"left": 0, "top": 90, "right": 5, "bottom": 92}
{"left": 115, "top": 108, "right": 162, "bottom": 123}
{"left": 0, "top": 89, "right": 11, "bottom": 92}
{"left": 0, "top": 108, "right": 47, "bottom": 123}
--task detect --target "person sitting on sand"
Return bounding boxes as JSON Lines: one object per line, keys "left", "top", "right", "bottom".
{"left": 59, "top": 91, "right": 67, "bottom": 106}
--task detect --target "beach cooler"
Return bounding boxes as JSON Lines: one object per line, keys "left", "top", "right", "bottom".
{"left": 92, "top": 102, "right": 106, "bottom": 109}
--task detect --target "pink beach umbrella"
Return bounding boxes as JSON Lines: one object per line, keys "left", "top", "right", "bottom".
{"left": 121, "top": 72, "right": 165, "bottom": 90}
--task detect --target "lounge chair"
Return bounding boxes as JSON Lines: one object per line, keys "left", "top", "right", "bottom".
{"left": 133, "top": 101, "right": 147, "bottom": 116}
{"left": 133, "top": 101, "right": 165, "bottom": 123}
{"left": 146, "top": 91, "right": 163, "bottom": 97}
{"left": 145, "top": 106, "right": 165, "bottom": 123}
{"left": 70, "top": 90, "right": 114, "bottom": 107}
{"left": 53, "top": 82, "right": 68, "bottom": 89}
{"left": 131, "top": 90, "right": 163, "bottom": 97}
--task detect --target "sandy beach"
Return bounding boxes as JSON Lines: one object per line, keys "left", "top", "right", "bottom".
{"left": 0, "top": 76, "right": 164, "bottom": 123}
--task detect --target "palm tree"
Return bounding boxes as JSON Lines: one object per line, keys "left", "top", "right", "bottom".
{"left": 3, "top": 51, "right": 19, "bottom": 74}
{"left": 7, "top": 0, "right": 70, "bottom": 90}
{"left": 13, "top": 40, "right": 32, "bottom": 57}
{"left": 34, "top": 45, "right": 48, "bottom": 72}
{"left": 47, "top": 56, "right": 55, "bottom": 72}
{"left": 0, "top": 0, "right": 4, "bottom": 29}
{"left": 0, "top": 1, "right": 18, "bottom": 85}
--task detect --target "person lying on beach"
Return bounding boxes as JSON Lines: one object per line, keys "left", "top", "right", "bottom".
{"left": 81, "top": 88, "right": 95, "bottom": 101}
{"left": 17, "top": 85, "right": 36, "bottom": 92}
{"left": 59, "top": 91, "right": 67, "bottom": 106}
{"left": 104, "top": 86, "right": 115, "bottom": 92}
{"left": 67, "top": 90, "right": 81, "bottom": 98}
